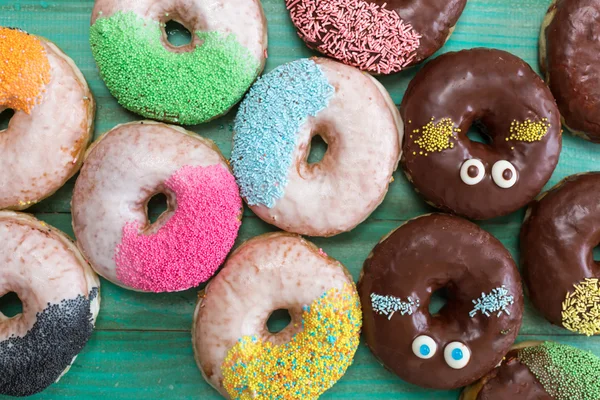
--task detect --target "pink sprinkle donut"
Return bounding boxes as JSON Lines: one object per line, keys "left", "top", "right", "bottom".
{"left": 72, "top": 121, "right": 242, "bottom": 293}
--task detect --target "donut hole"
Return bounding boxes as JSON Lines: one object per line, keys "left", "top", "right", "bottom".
{"left": 164, "top": 20, "right": 193, "bottom": 47}
{"left": 592, "top": 245, "right": 600, "bottom": 262}
{"left": 266, "top": 309, "right": 292, "bottom": 333}
{"left": 0, "top": 108, "right": 15, "bottom": 131}
{"left": 0, "top": 292, "right": 23, "bottom": 319}
{"left": 466, "top": 122, "right": 493, "bottom": 146}
{"left": 147, "top": 192, "right": 170, "bottom": 225}
{"left": 307, "top": 135, "right": 328, "bottom": 164}
{"left": 429, "top": 287, "right": 449, "bottom": 316}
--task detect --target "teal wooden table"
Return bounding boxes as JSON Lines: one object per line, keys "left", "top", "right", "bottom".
{"left": 1, "top": 0, "right": 599, "bottom": 398}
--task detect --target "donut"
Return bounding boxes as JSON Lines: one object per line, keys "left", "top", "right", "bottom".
{"left": 358, "top": 213, "right": 524, "bottom": 389}
{"left": 285, "top": 0, "right": 467, "bottom": 74}
{"left": 520, "top": 173, "right": 600, "bottom": 336}
{"left": 192, "top": 232, "right": 361, "bottom": 399}
{"left": 72, "top": 121, "right": 242, "bottom": 293}
{"left": 400, "top": 48, "right": 562, "bottom": 220}
{"left": 540, "top": 0, "right": 600, "bottom": 142}
{"left": 0, "top": 211, "right": 100, "bottom": 397}
{"left": 90, "top": 0, "right": 267, "bottom": 125}
{"left": 461, "top": 341, "right": 600, "bottom": 400}
{"left": 231, "top": 58, "right": 401, "bottom": 236}
{"left": 0, "top": 27, "right": 94, "bottom": 210}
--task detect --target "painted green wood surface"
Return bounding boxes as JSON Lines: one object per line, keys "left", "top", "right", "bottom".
{"left": 0, "top": 0, "right": 599, "bottom": 398}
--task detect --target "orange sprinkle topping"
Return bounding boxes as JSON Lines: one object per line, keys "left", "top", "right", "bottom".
{"left": 0, "top": 28, "right": 50, "bottom": 113}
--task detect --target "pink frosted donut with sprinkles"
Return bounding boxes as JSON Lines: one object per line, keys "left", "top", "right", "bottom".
{"left": 72, "top": 121, "right": 242, "bottom": 293}
{"left": 286, "top": 0, "right": 467, "bottom": 74}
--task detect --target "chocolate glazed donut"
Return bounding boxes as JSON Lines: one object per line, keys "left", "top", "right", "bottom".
{"left": 521, "top": 173, "right": 600, "bottom": 336}
{"left": 540, "top": 0, "right": 600, "bottom": 142}
{"left": 401, "top": 48, "right": 562, "bottom": 220}
{"left": 358, "top": 214, "right": 524, "bottom": 389}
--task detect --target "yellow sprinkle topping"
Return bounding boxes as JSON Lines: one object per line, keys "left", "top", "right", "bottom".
{"left": 0, "top": 27, "right": 50, "bottom": 113}
{"left": 507, "top": 118, "right": 550, "bottom": 142}
{"left": 413, "top": 118, "right": 459, "bottom": 156}
{"left": 562, "top": 278, "right": 600, "bottom": 336}
{"left": 221, "top": 285, "right": 362, "bottom": 399}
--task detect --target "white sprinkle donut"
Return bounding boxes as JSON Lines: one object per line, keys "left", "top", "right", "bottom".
{"left": 72, "top": 121, "right": 242, "bottom": 293}
{"left": 0, "top": 28, "right": 94, "bottom": 210}
{"left": 192, "top": 233, "right": 362, "bottom": 399}
{"left": 0, "top": 211, "right": 100, "bottom": 397}
{"left": 231, "top": 58, "right": 402, "bottom": 237}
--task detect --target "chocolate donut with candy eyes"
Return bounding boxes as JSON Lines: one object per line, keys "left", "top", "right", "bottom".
{"left": 401, "top": 48, "right": 562, "bottom": 220}
{"left": 358, "top": 213, "right": 524, "bottom": 389}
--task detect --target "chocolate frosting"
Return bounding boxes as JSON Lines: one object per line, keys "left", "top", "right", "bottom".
{"left": 358, "top": 214, "right": 524, "bottom": 389}
{"left": 401, "top": 48, "right": 562, "bottom": 220}
{"left": 521, "top": 173, "right": 600, "bottom": 328}
{"left": 543, "top": 0, "right": 600, "bottom": 142}
{"left": 475, "top": 350, "right": 551, "bottom": 400}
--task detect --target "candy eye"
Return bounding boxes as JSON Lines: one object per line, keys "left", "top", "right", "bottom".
{"left": 412, "top": 335, "right": 437, "bottom": 359}
{"left": 444, "top": 342, "right": 471, "bottom": 369}
{"left": 460, "top": 159, "right": 485, "bottom": 185}
{"left": 491, "top": 160, "right": 517, "bottom": 188}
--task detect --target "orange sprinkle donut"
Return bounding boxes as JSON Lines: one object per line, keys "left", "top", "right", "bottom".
{"left": 0, "top": 28, "right": 94, "bottom": 210}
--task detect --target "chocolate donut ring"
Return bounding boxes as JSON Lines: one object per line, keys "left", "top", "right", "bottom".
{"left": 521, "top": 173, "right": 600, "bottom": 336}
{"left": 540, "top": 0, "right": 600, "bottom": 142}
{"left": 358, "top": 213, "right": 524, "bottom": 389}
{"left": 286, "top": 0, "right": 467, "bottom": 74}
{"left": 401, "top": 48, "right": 562, "bottom": 220}
{"left": 461, "top": 341, "right": 600, "bottom": 400}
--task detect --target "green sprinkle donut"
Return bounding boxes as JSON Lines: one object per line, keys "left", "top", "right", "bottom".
{"left": 90, "top": 3, "right": 266, "bottom": 125}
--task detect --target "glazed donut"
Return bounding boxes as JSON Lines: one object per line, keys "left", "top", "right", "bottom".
{"left": 231, "top": 58, "right": 401, "bottom": 236}
{"left": 358, "top": 213, "right": 524, "bottom": 389}
{"left": 540, "top": 0, "right": 600, "bottom": 142}
{"left": 90, "top": 0, "right": 267, "bottom": 125}
{"left": 72, "top": 121, "right": 242, "bottom": 293}
{"left": 0, "top": 211, "right": 100, "bottom": 397}
{"left": 192, "top": 233, "right": 361, "bottom": 399}
{"left": 462, "top": 341, "right": 600, "bottom": 400}
{"left": 0, "top": 27, "right": 94, "bottom": 210}
{"left": 286, "top": 0, "right": 467, "bottom": 74}
{"left": 521, "top": 173, "right": 600, "bottom": 336}
{"left": 401, "top": 48, "right": 562, "bottom": 220}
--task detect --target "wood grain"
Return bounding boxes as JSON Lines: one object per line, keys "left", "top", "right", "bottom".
{"left": 1, "top": 0, "right": 599, "bottom": 399}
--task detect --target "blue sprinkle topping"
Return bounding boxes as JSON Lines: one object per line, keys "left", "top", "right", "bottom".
{"left": 231, "top": 59, "right": 334, "bottom": 207}
{"left": 420, "top": 344, "right": 430, "bottom": 356}
{"left": 469, "top": 285, "right": 515, "bottom": 318}
{"left": 452, "top": 348, "right": 463, "bottom": 360}
{"left": 370, "top": 292, "right": 420, "bottom": 320}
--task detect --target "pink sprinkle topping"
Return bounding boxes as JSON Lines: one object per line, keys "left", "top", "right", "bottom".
{"left": 287, "top": 0, "right": 421, "bottom": 74}
{"left": 114, "top": 164, "right": 242, "bottom": 292}
{"left": 319, "top": 248, "right": 328, "bottom": 257}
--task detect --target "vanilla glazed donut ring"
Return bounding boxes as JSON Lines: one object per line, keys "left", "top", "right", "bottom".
{"left": 0, "top": 211, "right": 100, "bottom": 397}
{"left": 72, "top": 121, "right": 242, "bottom": 293}
{"left": 192, "top": 232, "right": 361, "bottom": 399}
{"left": 0, "top": 28, "right": 94, "bottom": 210}
{"left": 90, "top": 0, "right": 267, "bottom": 125}
{"left": 231, "top": 58, "right": 402, "bottom": 237}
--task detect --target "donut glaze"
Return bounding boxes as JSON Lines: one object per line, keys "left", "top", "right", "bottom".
{"left": 232, "top": 58, "right": 401, "bottom": 236}
{"left": 521, "top": 173, "right": 600, "bottom": 336}
{"left": 401, "top": 48, "right": 561, "bottom": 220}
{"left": 0, "top": 211, "right": 100, "bottom": 397}
{"left": 90, "top": 0, "right": 267, "bottom": 125}
{"left": 72, "top": 121, "right": 242, "bottom": 293}
{"left": 0, "top": 28, "right": 94, "bottom": 210}
{"left": 286, "top": 0, "right": 467, "bottom": 74}
{"left": 462, "top": 341, "right": 600, "bottom": 400}
{"left": 192, "top": 233, "right": 361, "bottom": 399}
{"left": 358, "top": 214, "right": 524, "bottom": 389}
{"left": 540, "top": 0, "right": 600, "bottom": 142}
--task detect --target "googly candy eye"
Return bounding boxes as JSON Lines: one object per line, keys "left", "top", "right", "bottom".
{"left": 444, "top": 342, "right": 471, "bottom": 369}
{"left": 460, "top": 159, "right": 485, "bottom": 185}
{"left": 491, "top": 160, "right": 517, "bottom": 188}
{"left": 412, "top": 335, "right": 437, "bottom": 359}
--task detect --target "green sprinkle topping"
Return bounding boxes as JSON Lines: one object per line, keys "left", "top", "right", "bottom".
{"left": 518, "top": 341, "right": 600, "bottom": 400}
{"left": 90, "top": 11, "right": 260, "bottom": 125}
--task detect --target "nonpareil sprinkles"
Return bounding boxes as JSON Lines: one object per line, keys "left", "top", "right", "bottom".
{"left": 221, "top": 285, "right": 361, "bottom": 399}
{"left": 469, "top": 285, "right": 515, "bottom": 318}
{"left": 507, "top": 118, "right": 551, "bottom": 142}
{"left": 371, "top": 293, "right": 420, "bottom": 320}
{"left": 286, "top": 0, "right": 421, "bottom": 74}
